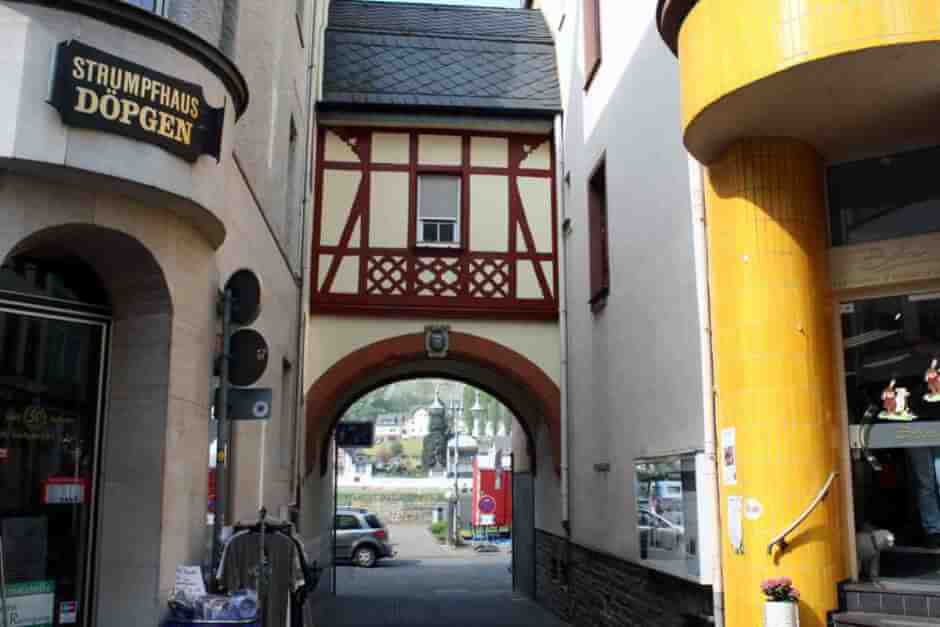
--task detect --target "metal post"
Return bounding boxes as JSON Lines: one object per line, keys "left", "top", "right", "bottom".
{"left": 452, "top": 401, "right": 459, "bottom": 546}
{"left": 0, "top": 536, "right": 9, "bottom": 627}
{"left": 332, "top": 439, "right": 338, "bottom": 595}
{"left": 212, "top": 289, "right": 233, "bottom": 575}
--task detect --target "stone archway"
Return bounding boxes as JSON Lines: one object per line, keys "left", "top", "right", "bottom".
{"left": 304, "top": 331, "right": 561, "bottom": 478}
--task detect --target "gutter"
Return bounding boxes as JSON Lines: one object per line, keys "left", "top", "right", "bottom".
{"left": 688, "top": 155, "right": 724, "bottom": 627}
{"left": 292, "top": 0, "right": 321, "bottom": 507}
{"left": 554, "top": 113, "right": 571, "bottom": 536}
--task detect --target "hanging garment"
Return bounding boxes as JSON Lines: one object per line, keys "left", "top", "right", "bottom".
{"left": 219, "top": 530, "right": 296, "bottom": 627}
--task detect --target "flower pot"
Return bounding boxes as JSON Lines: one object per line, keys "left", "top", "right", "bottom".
{"left": 764, "top": 601, "right": 799, "bottom": 627}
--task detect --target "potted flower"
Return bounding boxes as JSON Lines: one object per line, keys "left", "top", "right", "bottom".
{"left": 761, "top": 577, "right": 800, "bottom": 627}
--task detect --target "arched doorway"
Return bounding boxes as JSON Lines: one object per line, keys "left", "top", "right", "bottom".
{"left": 0, "top": 224, "right": 179, "bottom": 627}
{"left": 303, "top": 332, "right": 561, "bottom": 602}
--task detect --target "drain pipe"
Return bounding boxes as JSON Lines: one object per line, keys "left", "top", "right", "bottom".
{"left": 688, "top": 155, "right": 724, "bottom": 627}
{"left": 292, "top": 0, "right": 321, "bottom": 504}
{"left": 554, "top": 113, "right": 571, "bottom": 537}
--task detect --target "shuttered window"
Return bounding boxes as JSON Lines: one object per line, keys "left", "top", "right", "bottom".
{"left": 583, "top": 0, "right": 602, "bottom": 88}
{"left": 588, "top": 159, "right": 609, "bottom": 312}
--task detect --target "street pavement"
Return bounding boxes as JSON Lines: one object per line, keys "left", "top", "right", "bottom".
{"left": 310, "top": 524, "right": 568, "bottom": 627}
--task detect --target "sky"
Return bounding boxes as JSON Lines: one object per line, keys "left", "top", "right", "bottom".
{"left": 375, "top": 0, "right": 524, "bottom": 7}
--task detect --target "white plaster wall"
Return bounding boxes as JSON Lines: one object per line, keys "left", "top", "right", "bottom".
{"left": 537, "top": 0, "right": 709, "bottom": 561}
{"left": 469, "top": 175, "right": 509, "bottom": 252}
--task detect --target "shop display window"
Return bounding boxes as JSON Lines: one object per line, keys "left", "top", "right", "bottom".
{"left": 842, "top": 294, "right": 940, "bottom": 580}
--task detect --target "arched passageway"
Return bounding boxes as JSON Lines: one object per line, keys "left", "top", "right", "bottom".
{"left": 304, "top": 331, "right": 561, "bottom": 479}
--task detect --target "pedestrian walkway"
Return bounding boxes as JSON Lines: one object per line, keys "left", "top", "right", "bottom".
{"left": 311, "top": 556, "right": 569, "bottom": 627}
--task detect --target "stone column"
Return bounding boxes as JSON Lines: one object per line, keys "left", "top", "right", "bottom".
{"left": 705, "top": 138, "right": 848, "bottom": 627}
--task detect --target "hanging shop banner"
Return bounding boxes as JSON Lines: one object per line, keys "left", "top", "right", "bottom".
{"left": 50, "top": 40, "right": 224, "bottom": 163}
{"left": 1, "top": 580, "right": 56, "bottom": 627}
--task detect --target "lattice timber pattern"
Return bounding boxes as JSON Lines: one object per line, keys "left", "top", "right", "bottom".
{"left": 312, "top": 252, "right": 556, "bottom": 319}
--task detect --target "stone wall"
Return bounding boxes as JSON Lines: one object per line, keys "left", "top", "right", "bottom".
{"left": 535, "top": 530, "right": 713, "bottom": 627}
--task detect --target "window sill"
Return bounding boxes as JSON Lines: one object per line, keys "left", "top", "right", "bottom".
{"left": 415, "top": 243, "right": 463, "bottom": 252}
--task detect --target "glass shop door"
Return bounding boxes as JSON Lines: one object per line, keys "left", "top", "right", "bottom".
{"left": 0, "top": 308, "right": 107, "bottom": 627}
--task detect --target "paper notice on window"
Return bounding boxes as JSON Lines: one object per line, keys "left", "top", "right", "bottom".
{"left": 721, "top": 427, "right": 737, "bottom": 486}
{"left": 728, "top": 496, "right": 744, "bottom": 554}
{"left": 1, "top": 580, "right": 55, "bottom": 627}
{"left": 174, "top": 565, "right": 207, "bottom": 599}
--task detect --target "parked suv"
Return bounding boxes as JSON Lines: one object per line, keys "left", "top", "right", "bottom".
{"left": 335, "top": 508, "right": 395, "bottom": 567}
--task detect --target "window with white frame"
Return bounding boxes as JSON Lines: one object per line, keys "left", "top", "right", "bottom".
{"left": 417, "top": 175, "right": 461, "bottom": 246}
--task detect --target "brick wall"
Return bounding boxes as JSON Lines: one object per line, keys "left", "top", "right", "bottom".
{"left": 535, "top": 530, "right": 713, "bottom": 627}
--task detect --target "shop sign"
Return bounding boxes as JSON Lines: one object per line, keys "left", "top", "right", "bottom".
{"left": 0, "top": 580, "right": 55, "bottom": 627}
{"left": 50, "top": 40, "right": 224, "bottom": 163}
{"left": 41, "top": 477, "right": 87, "bottom": 505}
{"left": 830, "top": 232, "right": 940, "bottom": 290}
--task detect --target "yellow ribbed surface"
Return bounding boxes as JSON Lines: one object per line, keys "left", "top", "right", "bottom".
{"left": 705, "top": 139, "right": 848, "bottom": 627}
{"left": 680, "top": 0, "right": 940, "bottom": 131}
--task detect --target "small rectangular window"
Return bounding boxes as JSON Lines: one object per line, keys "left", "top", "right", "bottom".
{"left": 588, "top": 159, "right": 609, "bottom": 312}
{"left": 583, "top": 0, "right": 601, "bottom": 89}
{"left": 418, "top": 175, "right": 461, "bottom": 247}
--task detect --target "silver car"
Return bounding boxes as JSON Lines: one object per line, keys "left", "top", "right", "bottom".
{"left": 335, "top": 508, "right": 395, "bottom": 567}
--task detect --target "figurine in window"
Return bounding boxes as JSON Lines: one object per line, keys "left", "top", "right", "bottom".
{"left": 879, "top": 379, "right": 916, "bottom": 421}
{"left": 925, "top": 359, "right": 940, "bottom": 402}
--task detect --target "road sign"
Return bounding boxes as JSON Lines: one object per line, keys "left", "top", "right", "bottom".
{"left": 225, "top": 269, "right": 262, "bottom": 326}
{"left": 217, "top": 387, "right": 273, "bottom": 421}
{"left": 479, "top": 495, "right": 496, "bottom": 514}
{"left": 229, "top": 329, "right": 269, "bottom": 386}
{"left": 336, "top": 422, "right": 375, "bottom": 448}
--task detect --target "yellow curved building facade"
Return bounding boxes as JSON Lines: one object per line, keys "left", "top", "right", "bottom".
{"left": 660, "top": 2, "right": 940, "bottom": 626}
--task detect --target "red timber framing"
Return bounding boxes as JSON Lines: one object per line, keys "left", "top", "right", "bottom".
{"left": 311, "top": 125, "right": 559, "bottom": 320}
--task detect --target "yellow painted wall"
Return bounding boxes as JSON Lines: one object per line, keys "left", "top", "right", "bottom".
{"left": 518, "top": 177, "right": 553, "bottom": 253}
{"left": 680, "top": 0, "right": 940, "bottom": 131}
{"left": 369, "top": 172, "right": 409, "bottom": 248}
{"left": 517, "top": 260, "right": 542, "bottom": 299}
{"left": 372, "top": 132, "right": 410, "bottom": 164}
{"left": 471, "top": 136, "right": 509, "bottom": 168}
{"left": 324, "top": 130, "right": 360, "bottom": 162}
{"left": 418, "top": 134, "right": 462, "bottom": 165}
{"left": 470, "top": 174, "right": 509, "bottom": 252}
{"left": 705, "top": 138, "right": 848, "bottom": 627}
{"left": 320, "top": 170, "right": 361, "bottom": 246}
{"left": 520, "top": 140, "right": 551, "bottom": 170}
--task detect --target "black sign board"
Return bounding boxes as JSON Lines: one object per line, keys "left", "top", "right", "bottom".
{"left": 215, "top": 387, "right": 273, "bottom": 421}
{"left": 335, "top": 422, "right": 374, "bottom": 448}
{"left": 50, "top": 40, "right": 224, "bottom": 163}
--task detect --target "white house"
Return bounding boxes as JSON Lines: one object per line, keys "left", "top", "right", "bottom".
{"left": 404, "top": 408, "right": 431, "bottom": 439}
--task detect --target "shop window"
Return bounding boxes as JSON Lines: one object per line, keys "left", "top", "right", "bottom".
{"left": 417, "top": 175, "right": 461, "bottom": 247}
{"left": 583, "top": 0, "right": 601, "bottom": 88}
{"left": 828, "top": 145, "right": 940, "bottom": 246}
{"left": 588, "top": 158, "right": 609, "bottom": 312}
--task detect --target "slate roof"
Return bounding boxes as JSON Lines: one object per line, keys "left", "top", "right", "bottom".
{"left": 321, "top": 0, "right": 561, "bottom": 116}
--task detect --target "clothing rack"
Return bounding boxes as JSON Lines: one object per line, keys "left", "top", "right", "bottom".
{"left": 220, "top": 508, "right": 321, "bottom": 627}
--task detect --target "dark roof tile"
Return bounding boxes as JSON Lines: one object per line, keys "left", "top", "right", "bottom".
{"left": 322, "top": 0, "right": 560, "bottom": 114}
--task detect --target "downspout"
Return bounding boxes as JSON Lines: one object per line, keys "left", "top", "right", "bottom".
{"left": 292, "top": 0, "right": 320, "bottom": 505}
{"left": 554, "top": 113, "right": 570, "bottom": 537}
{"left": 688, "top": 155, "right": 724, "bottom": 627}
